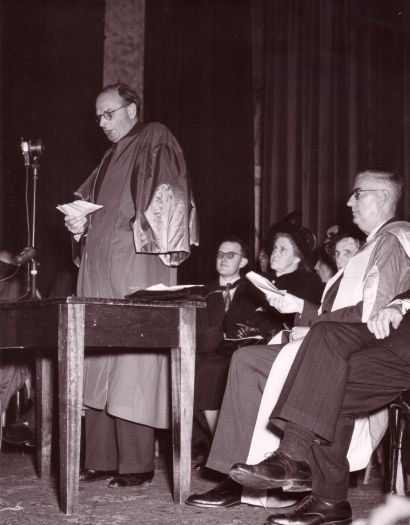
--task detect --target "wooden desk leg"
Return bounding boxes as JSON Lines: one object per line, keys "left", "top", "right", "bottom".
{"left": 58, "top": 303, "right": 85, "bottom": 515}
{"left": 35, "top": 351, "right": 53, "bottom": 478}
{"left": 171, "top": 307, "right": 196, "bottom": 503}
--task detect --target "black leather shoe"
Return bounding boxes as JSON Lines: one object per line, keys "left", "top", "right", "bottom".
{"left": 185, "top": 477, "right": 242, "bottom": 508}
{"left": 3, "top": 421, "right": 35, "bottom": 446}
{"left": 108, "top": 471, "right": 154, "bottom": 488}
{"left": 79, "top": 469, "right": 116, "bottom": 482}
{"left": 266, "top": 494, "right": 352, "bottom": 524}
{"left": 229, "top": 450, "right": 312, "bottom": 492}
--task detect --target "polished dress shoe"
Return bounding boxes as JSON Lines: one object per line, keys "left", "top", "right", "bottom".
{"left": 79, "top": 469, "right": 116, "bottom": 482}
{"left": 3, "top": 421, "right": 35, "bottom": 446}
{"left": 185, "top": 477, "right": 242, "bottom": 508}
{"left": 266, "top": 494, "right": 352, "bottom": 524}
{"left": 229, "top": 450, "right": 312, "bottom": 492}
{"left": 108, "top": 471, "right": 154, "bottom": 488}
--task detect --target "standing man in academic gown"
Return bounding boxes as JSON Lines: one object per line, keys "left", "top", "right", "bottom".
{"left": 64, "top": 83, "right": 198, "bottom": 488}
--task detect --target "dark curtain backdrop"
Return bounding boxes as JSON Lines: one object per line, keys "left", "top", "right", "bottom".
{"left": 259, "top": 0, "right": 410, "bottom": 242}
{"left": 0, "top": 0, "right": 105, "bottom": 295}
{"left": 144, "top": 0, "right": 255, "bottom": 283}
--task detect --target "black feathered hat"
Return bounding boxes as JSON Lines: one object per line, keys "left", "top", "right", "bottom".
{"left": 266, "top": 212, "right": 317, "bottom": 269}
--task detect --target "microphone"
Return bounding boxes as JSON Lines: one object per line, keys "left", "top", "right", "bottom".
{"left": 14, "top": 246, "right": 37, "bottom": 266}
{"left": 21, "top": 138, "right": 44, "bottom": 166}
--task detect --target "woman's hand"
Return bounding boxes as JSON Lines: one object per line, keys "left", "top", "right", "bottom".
{"left": 268, "top": 292, "right": 304, "bottom": 314}
{"left": 65, "top": 215, "right": 88, "bottom": 236}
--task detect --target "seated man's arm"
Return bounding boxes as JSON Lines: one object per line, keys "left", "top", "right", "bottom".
{"left": 367, "top": 288, "right": 410, "bottom": 339}
{"left": 360, "top": 236, "right": 410, "bottom": 321}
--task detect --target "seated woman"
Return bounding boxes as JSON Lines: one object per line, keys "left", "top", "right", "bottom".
{"left": 239, "top": 222, "right": 324, "bottom": 340}
{"left": 194, "top": 226, "right": 323, "bottom": 465}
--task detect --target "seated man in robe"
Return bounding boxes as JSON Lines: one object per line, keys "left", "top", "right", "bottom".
{"left": 186, "top": 170, "right": 410, "bottom": 509}
{"left": 228, "top": 290, "right": 410, "bottom": 525}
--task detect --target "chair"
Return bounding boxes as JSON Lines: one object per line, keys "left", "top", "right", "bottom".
{"left": 388, "top": 390, "right": 410, "bottom": 495}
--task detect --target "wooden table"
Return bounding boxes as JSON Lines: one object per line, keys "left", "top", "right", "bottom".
{"left": 0, "top": 297, "right": 204, "bottom": 514}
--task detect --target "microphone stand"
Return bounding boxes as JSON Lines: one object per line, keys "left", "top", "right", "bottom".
{"left": 26, "top": 155, "right": 40, "bottom": 299}
{"left": 19, "top": 155, "right": 40, "bottom": 300}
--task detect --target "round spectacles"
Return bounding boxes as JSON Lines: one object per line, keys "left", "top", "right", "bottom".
{"left": 95, "top": 103, "right": 130, "bottom": 124}
{"left": 216, "top": 251, "right": 242, "bottom": 260}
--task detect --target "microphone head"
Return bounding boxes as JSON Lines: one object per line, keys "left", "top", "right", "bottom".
{"left": 14, "top": 247, "right": 36, "bottom": 266}
{"left": 21, "top": 138, "right": 44, "bottom": 166}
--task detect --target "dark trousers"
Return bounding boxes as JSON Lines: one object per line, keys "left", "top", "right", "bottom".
{"left": 84, "top": 407, "right": 155, "bottom": 474}
{"left": 272, "top": 318, "right": 410, "bottom": 501}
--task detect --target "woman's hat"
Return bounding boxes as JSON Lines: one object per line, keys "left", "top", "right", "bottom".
{"left": 267, "top": 214, "right": 317, "bottom": 269}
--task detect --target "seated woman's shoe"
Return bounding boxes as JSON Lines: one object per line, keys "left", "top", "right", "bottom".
{"left": 108, "top": 471, "right": 154, "bottom": 488}
{"left": 185, "top": 477, "right": 242, "bottom": 508}
{"left": 79, "top": 469, "right": 116, "bottom": 482}
{"left": 266, "top": 494, "right": 352, "bottom": 525}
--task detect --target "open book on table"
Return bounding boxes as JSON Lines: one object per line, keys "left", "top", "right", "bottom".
{"left": 125, "top": 283, "right": 205, "bottom": 301}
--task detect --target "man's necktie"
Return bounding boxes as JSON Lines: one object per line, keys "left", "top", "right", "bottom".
{"left": 223, "top": 283, "right": 232, "bottom": 311}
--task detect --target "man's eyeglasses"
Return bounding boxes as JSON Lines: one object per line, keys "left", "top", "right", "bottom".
{"left": 95, "top": 103, "right": 130, "bottom": 124}
{"left": 217, "top": 251, "right": 242, "bottom": 260}
{"left": 350, "top": 188, "right": 382, "bottom": 201}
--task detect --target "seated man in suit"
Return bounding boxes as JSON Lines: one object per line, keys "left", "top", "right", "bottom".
{"left": 228, "top": 290, "right": 410, "bottom": 525}
{"left": 194, "top": 236, "right": 261, "bottom": 444}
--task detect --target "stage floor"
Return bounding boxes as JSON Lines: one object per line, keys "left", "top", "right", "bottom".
{"left": 0, "top": 443, "right": 401, "bottom": 525}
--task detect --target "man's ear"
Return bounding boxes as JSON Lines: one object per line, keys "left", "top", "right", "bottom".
{"left": 239, "top": 257, "right": 248, "bottom": 269}
{"left": 377, "top": 189, "right": 389, "bottom": 206}
{"left": 128, "top": 102, "right": 137, "bottom": 120}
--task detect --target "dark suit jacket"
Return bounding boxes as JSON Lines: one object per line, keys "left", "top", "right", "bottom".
{"left": 196, "top": 279, "right": 263, "bottom": 354}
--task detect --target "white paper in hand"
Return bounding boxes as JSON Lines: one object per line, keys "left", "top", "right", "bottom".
{"left": 56, "top": 200, "right": 103, "bottom": 219}
{"left": 246, "top": 271, "right": 286, "bottom": 299}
